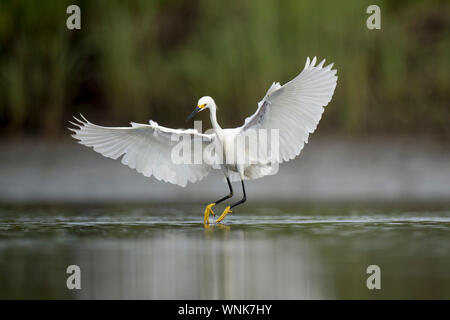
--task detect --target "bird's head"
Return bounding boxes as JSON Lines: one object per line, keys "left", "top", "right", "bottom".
{"left": 186, "top": 96, "right": 215, "bottom": 122}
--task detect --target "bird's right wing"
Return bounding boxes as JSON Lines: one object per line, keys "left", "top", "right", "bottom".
{"left": 69, "top": 115, "right": 215, "bottom": 187}
{"left": 239, "top": 57, "right": 337, "bottom": 163}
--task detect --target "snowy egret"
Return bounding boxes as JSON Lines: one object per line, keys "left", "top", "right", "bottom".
{"left": 70, "top": 57, "right": 337, "bottom": 224}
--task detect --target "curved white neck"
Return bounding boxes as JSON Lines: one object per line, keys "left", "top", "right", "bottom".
{"left": 208, "top": 103, "right": 222, "bottom": 132}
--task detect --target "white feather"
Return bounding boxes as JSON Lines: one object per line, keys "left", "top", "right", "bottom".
{"left": 70, "top": 116, "right": 214, "bottom": 187}
{"left": 239, "top": 57, "right": 338, "bottom": 174}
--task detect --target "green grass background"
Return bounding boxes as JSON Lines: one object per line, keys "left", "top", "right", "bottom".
{"left": 0, "top": 0, "right": 448, "bottom": 138}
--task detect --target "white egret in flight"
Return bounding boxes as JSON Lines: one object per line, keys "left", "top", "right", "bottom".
{"left": 70, "top": 57, "right": 337, "bottom": 224}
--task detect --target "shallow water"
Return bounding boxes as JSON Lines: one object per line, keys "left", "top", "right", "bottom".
{"left": 0, "top": 203, "right": 449, "bottom": 299}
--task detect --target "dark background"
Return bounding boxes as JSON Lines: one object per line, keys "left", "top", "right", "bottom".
{"left": 0, "top": 0, "right": 448, "bottom": 139}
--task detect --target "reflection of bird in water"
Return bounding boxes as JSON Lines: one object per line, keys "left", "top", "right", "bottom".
{"left": 70, "top": 57, "right": 337, "bottom": 224}
{"left": 204, "top": 223, "right": 231, "bottom": 234}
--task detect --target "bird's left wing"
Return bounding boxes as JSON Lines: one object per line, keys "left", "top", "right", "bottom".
{"left": 239, "top": 57, "right": 337, "bottom": 163}
{"left": 69, "top": 115, "right": 215, "bottom": 187}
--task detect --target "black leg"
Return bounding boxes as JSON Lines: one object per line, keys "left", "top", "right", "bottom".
{"left": 230, "top": 179, "right": 246, "bottom": 209}
{"left": 214, "top": 177, "right": 233, "bottom": 205}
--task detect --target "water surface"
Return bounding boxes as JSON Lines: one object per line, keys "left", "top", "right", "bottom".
{"left": 0, "top": 203, "right": 449, "bottom": 299}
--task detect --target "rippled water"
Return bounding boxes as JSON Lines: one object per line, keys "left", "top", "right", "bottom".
{"left": 0, "top": 203, "right": 449, "bottom": 299}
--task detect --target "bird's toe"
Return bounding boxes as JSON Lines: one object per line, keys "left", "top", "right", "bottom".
{"left": 203, "top": 203, "right": 216, "bottom": 224}
{"left": 215, "top": 206, "right": 232, "bottom": 224}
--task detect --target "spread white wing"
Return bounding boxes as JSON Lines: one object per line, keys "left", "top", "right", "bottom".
{"left": 69, "top": 115, "right": 215, "bottom": 187}
{"left": 240, "top": 57, "right": 337, "bottom": 163}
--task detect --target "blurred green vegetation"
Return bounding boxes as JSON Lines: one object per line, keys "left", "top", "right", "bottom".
{"left": 0, "top": 0, "right": 449, "bottom": 138}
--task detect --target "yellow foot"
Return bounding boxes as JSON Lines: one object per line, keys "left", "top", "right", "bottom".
{"left": 215, "top": 206, "right": 232, "bottom": 224}
{"left": 204, "top": 203, "right": 216, "bottom": 224}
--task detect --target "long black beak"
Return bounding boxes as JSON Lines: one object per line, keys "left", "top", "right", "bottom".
{"left": 186, "top": 106, "right": 201, "bottom": 122}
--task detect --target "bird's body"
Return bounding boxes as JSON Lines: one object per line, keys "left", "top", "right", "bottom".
{"left": 217, "top": 126, "right": 276, "bottom": 181}
{"left": 70, "top": 57, "right": 338, "bottom": 223}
